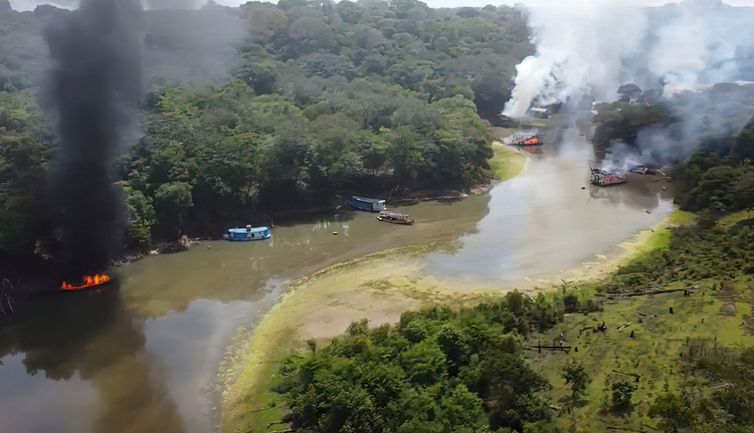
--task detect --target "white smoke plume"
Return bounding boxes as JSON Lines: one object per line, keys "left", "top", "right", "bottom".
{"left": 504, "top": 0, "right": 647, "bottom": 118}
{"left": 504, "top": 0, "right": 754, "bottom": 118}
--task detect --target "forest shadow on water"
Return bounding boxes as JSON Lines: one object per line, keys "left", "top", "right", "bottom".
{"left": 0, "top": 280, "right": 272, "bottom": 433}
{"left": 0, "top": 284, "right": 188, "bottom": 433}
{"left": 0, "top": 189, "right": 494, "bottom": 433}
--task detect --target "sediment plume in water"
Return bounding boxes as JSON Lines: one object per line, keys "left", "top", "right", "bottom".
{"left": 44, "top": 0, "right": 144, "bottom": 279}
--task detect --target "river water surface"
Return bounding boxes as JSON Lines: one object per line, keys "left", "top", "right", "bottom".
{"left": 0, "top": 134, "right": 673, "bottom": 433}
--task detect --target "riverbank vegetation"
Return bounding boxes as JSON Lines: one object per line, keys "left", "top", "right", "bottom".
{"left": 241, "top": 99, "right": 754, "bottom": 431}
{"left": 248, "top": 206, "right": 752, "bottom": 433}
{"left": 236, "top": 138, "right": 754, "bottom": 432}
{"left": 0, "top": 1, "right": 532, "bottom": 269}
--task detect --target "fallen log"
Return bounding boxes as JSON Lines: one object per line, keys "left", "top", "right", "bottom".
{"left": 612, "top": 369, "right": 641, "bottom": 382}
{"left": 602, "top": 288, "right": 694, "bottom": 299}
{"left": 525, "top": 344, "right": 572, "bottom": 353}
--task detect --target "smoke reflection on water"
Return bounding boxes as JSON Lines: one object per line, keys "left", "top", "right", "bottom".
{"left": 0, "top": 278, "right": 287, "bottom": 433}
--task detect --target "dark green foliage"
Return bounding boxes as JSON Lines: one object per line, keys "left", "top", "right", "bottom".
{"left": 668, "top": 112, "right": 754, "bottom": 214}
{"left": 731, "top": 116, "right": 754, "bottom": 160}
{"left": 120, "top": 79, "right": 495, "bottom": 238}
{"left": 648, "top": 391, "right": 695, "bottom": 431}
{"left": 0, "top": 91, "right": 50, "bottom": 257}
{"left": 592, "top": 101, "right": 673, "bottom": 152}
{"left": 1, "top": 1, "right": 532, "bottom": 253}
{"left": 678, "top": 156, "right": 754, "bottom": 213}
{"left": 694, "top": 348, "right": 754, "bottom": 427}
{"left": 649, "top": 347, "right": 754, "bottom": 432}
{"left": 561, "top": 361, "right": 589, "bottom": 400}
{"left": 119, "top": 183, "right": 156, "bottom": 252}
{"left": 240, "top": 0, "right": 531, "bottom": 120}
{"left": 610, "top": 381, "right": 635, "bottom": 414}
{"left": 607, "top": 225, "right": 754, "bottom": 293}
{"left": 275, "top": 291, "right": 567, "bottom": 433}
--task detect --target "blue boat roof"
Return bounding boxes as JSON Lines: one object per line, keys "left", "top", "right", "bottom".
{"left": 351, "top": 196, "right": 385, "bottom": 203}
{"left": 228, "top": 226, "right": 269, "bottom": 234}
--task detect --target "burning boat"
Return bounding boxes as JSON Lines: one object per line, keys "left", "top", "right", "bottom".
{"left": 61, "top": 273, "right": 112, "bottom": 291}
{"left": 590, "top": 167, "right": 627, "bottom": 186}
{"left": 628, "top": 164, "right": 667, "bottom": 176}
{"left": 377, "top": 211, "right": 415, "bottom": 225}
{"left": 510, "top": 132, "right": 544, "bottom": 146}
{"left": 224, "top": 225, "right": 272, "bottom": 241}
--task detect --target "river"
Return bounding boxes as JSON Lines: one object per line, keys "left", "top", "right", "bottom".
{"left": 0, "top": 133, "right": 673, "bottom": 433}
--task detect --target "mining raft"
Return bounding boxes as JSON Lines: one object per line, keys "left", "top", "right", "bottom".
{"left": 590, "top": 167, "right": 627, "bottom": 186}
{"left": 510, "top": 132, "right": 544, "bottom": 146}
{"left": 377, "top": 210, "right": 415, "bottom": 225}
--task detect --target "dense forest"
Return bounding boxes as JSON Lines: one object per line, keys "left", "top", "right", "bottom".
{"left": 0, "top": 0, "right": 531, "bottom": 264}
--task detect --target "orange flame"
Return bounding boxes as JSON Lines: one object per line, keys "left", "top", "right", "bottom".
{"left": 61, "top": 273, "right": 112, "bottom": 291}
{"left": 522, "top": 136, "right": 543, "bottom": 145}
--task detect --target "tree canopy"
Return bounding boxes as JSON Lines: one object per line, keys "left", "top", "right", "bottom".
{"left": 0, "top": 0, "right": 532, "bottom": 258}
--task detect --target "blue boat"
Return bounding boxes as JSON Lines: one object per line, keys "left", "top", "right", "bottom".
{"left": 223, "top": 225, "right": 271, "bottom": 241}
{"left": 345, "top": 196, "right": 386, "bottom": 212}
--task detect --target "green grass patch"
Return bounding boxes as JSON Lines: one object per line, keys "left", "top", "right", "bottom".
{"left": 488, "top": 142, "right": 526, "bottom": 181}
{"left": 718, "top": 209, "right": 753, "bottom": 229}
{"left": 528, "top": 278, "right": 754, "bottom": 432}
{"left": 667, "top": 209, "right": 696, "bottom": 226}
{"left": 633, "top": 210, "right": 696, "bottom": 254}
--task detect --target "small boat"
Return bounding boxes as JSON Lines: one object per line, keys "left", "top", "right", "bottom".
{"left": 628, "top": 165, "right": 666, "bottom": 176}
{"left": 223, "top": 225, "right": 271, "bottom": 241}
{"left": 377, "top": 211, "right": 415, "bottom": 225}
{"left": 590, "top": 167, "right": 626, "bottom": 186}
{"left": 345, "top": 195, "right": 386, "bottom": 212}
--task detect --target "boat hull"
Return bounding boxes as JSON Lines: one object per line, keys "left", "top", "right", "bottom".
{"left": 591, "top": 179, "right": 626, "bottom": 186}
{"left": 223, "top": 233, "right": 271, "bottom": 241}
{"left": 376, "top": 211, "right": 415, "bottom": 225}
{"left": 224, "top": 226, "right": 272, "bottom": 241}
{"left": 377, "top": 216, "right": 414, "bottom": 225}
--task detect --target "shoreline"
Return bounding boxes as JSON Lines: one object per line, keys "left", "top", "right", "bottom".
{"left": 108, "top": 174, "right": 507, "bottom": 268}
{"left": 217, "top": 203, "right": 692, "bottom": 433}
{"left": 217, "top": 143, "right": 529, "bottom": 433}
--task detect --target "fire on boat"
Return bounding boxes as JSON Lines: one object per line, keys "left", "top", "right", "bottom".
{"left": 60, "top": 273, "right": 112, "bottom": 291}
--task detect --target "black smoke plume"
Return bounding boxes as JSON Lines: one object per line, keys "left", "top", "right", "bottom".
{"left": 44, "top": 0, "right": 144, "bottom": 279}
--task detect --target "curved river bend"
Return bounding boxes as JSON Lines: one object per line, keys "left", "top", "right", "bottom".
{"left": 0, "top": 136, "right": 673, "bottom": 433}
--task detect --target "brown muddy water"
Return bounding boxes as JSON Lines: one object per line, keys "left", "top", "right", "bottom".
{"left": 0, "top": 132, "right": 673, "bottom": 433}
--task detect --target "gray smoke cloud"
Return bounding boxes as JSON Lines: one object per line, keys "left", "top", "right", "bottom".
{"left": 602, "top": 82, "right": 754, "bottom": 170}
{"left": 505, "top": 0, "right": 754, "bottom": 117}
{"left": 506, "top": 0, "right": 754, "bottom": 170}
{"left": 143, "top": 0, "right": 202, "bottom": 9}
{"left": 143, "top": 4, "right": 247, "bottom": 87}
{"left": 44, "top": 0, "right": 144, "bottom": 279}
